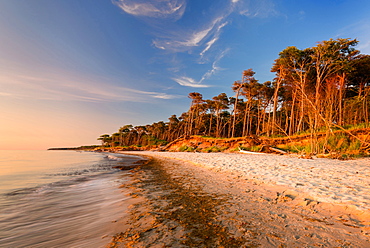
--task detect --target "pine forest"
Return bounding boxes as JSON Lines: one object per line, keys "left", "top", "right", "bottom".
{"left": 98, "top": 38, "right": 370, "bottom": 156}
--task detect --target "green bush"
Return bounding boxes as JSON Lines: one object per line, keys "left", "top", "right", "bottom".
{"left": 279, "top": 144, "right": 308, "bottom": 153}
{"left": 203, "top": 146, "right": 220, "bottom": 153}
{"left": 179, "top": 145, "right": 195, "bottom": 152}
{"left": 348, "top": 140, "right": 361, "bottom": 151}
{"left": 239, "top": 145, "right": 261, "bottom": 152}
{"left": 343, "top": 122, "right": 369, "bottom": 130}
{"left": 203, "top": 146, "right": 227, "bottom": 153}
{"left": 325, "top": 133, "right": 350, "bottom": 152}
{"left": 250, "top": 145, "right": 261, "bottom": 152}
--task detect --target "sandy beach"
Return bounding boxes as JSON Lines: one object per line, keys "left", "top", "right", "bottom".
{"left": 109, "top": 151, "right": 370, "bottom": 247}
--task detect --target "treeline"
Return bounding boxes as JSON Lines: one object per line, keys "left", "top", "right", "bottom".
{"left": 99, "top": 38, "right": 370, "bottom": 153}
{"left": 48, "top": 145, "right": 100, "bottom": 150}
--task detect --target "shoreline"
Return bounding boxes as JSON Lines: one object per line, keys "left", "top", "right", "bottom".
{"left": 109, "top": 151, "right": 370, "bottom": 247}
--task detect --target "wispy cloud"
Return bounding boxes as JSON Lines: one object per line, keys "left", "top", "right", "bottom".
{"left": 154, "top": 26, "right": 212, "bottom": 50}
{"left": 152, "top": 16, "right": 228, "bottom": 53}
{"left": 358, "top": 40, "right": 370, "bottom": 54}
{"left": 200, "top": 38, "right": 218, "bottom": 57}
{"left": 113, "top": 0, "right": 235, "bottom": 84}
{"left": 113, "top": 0, "right": 276, "bottom": 91}
{"left": 237, "top": 0, "right": 278, "bottom": 18}
{"left": 113, "top": 1, "right": 231, "bottom": 56}
{"left": 0, "top": 73, "right": 179, "bottom": 103}
{"left": 172, "top": 48, "right": 228, "bottom": 88}
{"left": 0, "top": 92, "right": 13, "bottom": 97}
{"left": 200, "top": 49, "right": 228, "bottom": 83}
{"left": 336, "top": 20, "right": 370, "bottom": 54}
{"left": 200, "top": 21, "right": 228, "bottom": 58}
{"left": 173, "top": 76, "right": 211, "bottom": 88}
{"left": 113, "top": 0, "right": 186, "bottom": 20}
{"left": 125, "top": 87, "right": 178, "bottom": 99}
{"left": 114, "top": 0, "right": 277, "bottom": 56}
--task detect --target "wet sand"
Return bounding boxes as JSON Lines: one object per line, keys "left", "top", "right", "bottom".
{"left": 108, "top": 152, "right": 370, "bottom": 247}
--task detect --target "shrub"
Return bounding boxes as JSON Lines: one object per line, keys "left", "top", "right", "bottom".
{"left": 279, "top": 144, "right": 307, "bottom": 153}
{"left": 203, "top": 146, "right": 227, "bottom": 153}
{"left": 203, "top": 146, "right": 219, "bottom": 153}
{"left": 348, "top": 140, "right": 361, "bottom": 151}
{"left": 343, "top": 122, "right": 369, "bottom": 130}
{"left": 179, "top": 145, "right": 195, "bottom": 152}
{"left": 325, "top": 133, "right": 350, "bottom": 152}
{"left": 239, "top": 145, "right": 261, "bottom": 152}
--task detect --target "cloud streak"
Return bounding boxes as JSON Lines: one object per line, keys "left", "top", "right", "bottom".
{"left": 172, "top": 47, "right": 228, "bottom": 88}
{"left": 113, "top": 0, "right": 186, "bottom": 20}
{"left": 113, "top": 0, "right": 227, "bottom": 56}
{"left": 173, "top": 76, "right": 211, "bottom": 88}
{"left": 336, "top": 20, "right": 370, "bottom": 54}
{"left": 152, "top": 15, "right": 229, "bottom": 56}
{"left": 153, "top": 27, "right": 211, "bottom": 50}
{"left": 113, "top": 0, "right": 278, "bottom": 91}
{"left": 199, "top": 21, "right": 228, "bottom": 59}
{"left": 113, "top": 0, "right": 229, "bottom": 55}
{"left": 200, "top": 48, "right": 228, "bottom": 83}
{"left": 237, "top": 0, "right": 278, "bottom": 18}
{"left": 0, "top": 73, "right": 178, "bottom": 103}
{"left": 114, "top": 0, "right": 278, "bottom": 56}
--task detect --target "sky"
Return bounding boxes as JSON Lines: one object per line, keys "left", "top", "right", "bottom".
{"left": 1, "top": 0, "right": 370, "bottom": 150}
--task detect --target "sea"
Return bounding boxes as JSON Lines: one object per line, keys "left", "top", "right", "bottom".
{"left": 0, "top": 150, "right": 143, "bottom": 248}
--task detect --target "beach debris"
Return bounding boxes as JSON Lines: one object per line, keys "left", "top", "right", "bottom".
{"left": 238, "top": 145, "right": 288, "bottom": 155}
{"left": 238, "top": 149, "right": 264, "bottom": 155}
{"left": 299, "top": 198, "right": 319, "bottom": 208}
{"left": 276, "top": 192, "right": 295, "bottom": 203}
{"left": 268, "top": 147, "right": 287, "bottom": 154}
{"left": 245, "top": 189, "right": 256, "bottom": 193}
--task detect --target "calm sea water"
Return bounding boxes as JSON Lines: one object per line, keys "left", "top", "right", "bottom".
{"left": 0, "top": 150, "right": 142, "bottom": 248}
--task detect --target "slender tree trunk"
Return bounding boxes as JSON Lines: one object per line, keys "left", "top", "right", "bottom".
{"left": 289, "top": 92, "right": 296, "bottom": 135}
{"left": 338, "top": 73, "right": 346, "bottom": 126}
{"left": 272, "top": 80, "right": 281, "bottom": 136}
{"left": 242, "top": 103, "right": 250, "bottom": 137}
{"left": 232, "top": 91, "right": 240, "bottom": 137}
{"left": 208, "top": 113, "right": 213, "bottom": 136}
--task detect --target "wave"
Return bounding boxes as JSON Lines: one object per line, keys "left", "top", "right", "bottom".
{"left": 0, "top": 169, "right": 132, "bottom": 248}
{"left": 103, "top": 153, "right": 143, "bottom": 161}
{"left": 47, "top": 164, "right": 116, "bottom": 177}
{"left": 4, "top": 171, "right": 116, "bottom": 198}
{"left": 105, "top": 154, "right": 124, "bottom": 160}
{"left": 4, "top": 186, "right": 40, "bottom": 196}
{"left": 2, "top": 152, "right": 142, "bottom": 198}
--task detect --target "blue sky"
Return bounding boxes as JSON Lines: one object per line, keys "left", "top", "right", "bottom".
{"left": 1, "top": 0, "right": 370, "bottom": 149}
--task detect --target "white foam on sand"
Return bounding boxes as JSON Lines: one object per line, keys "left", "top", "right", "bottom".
{"left": 129, "top": 151, "right": 370, "bottom": 211}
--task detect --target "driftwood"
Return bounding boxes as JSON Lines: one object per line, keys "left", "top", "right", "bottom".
{"left": 238, "top": 149, "right": 264, "bottom": 155}
{"left": 259, "top": 144, "right": 287, "bottom": 154}
{"left": 268, "top": 147, "right": 287, "bottom": 154}
{"left": 239, "top": 146, "right": 287, "bottom": 155}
